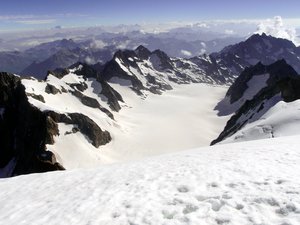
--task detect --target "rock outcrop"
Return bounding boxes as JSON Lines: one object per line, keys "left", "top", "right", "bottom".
{"left": 0, "top": 72, "right": 64, "bottom": 176}
{"left": 46, "top": 111, "right": 112, "bottom": 148}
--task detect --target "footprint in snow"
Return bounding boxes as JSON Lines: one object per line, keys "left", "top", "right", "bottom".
{"left": 182, "top": 204, "right": 198, "bottom": 214}
{"left": 222, "top": 193, "right": 232, "bottom": 199}
{"left": 177, "top": 185, "right": 189, "bottom": 193}
{"left": 208, "top": 182, "right": 219, "bottom": 188}
{"left": 235, "top": 203, "right": 244, "bottom": 210}
{"left": 275, "top": 179, "right": 287, "bottom": 184}
{"left": 215, "top": 218, "right": 230, "bottom": 224}
{"left": 162, "top": 210, "right": 177, "bottom": 219}
{"left": 208, "top": 199, "right": 224, "bottom": 211}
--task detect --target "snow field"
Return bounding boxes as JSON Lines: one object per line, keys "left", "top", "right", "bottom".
{"left": 222, "top": 99, "right": 300, "bottom": 144}
{"left": 100, "top": 82, "right": 230, "bottom": 163}
{"left": 0, "top": 136, "right": 299, "bottom": 225}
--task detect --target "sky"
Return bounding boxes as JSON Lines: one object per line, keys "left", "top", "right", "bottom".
{"left": 1, "top": 0, "right": 300, "bottom": 31}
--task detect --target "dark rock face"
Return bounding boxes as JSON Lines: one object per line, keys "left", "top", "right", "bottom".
{"left": 71, "top": 90, "right": 114, "bottom": 119}
{"left": 45, "top": 116, "right": 59, "bottom": 145}
{"left": 235, "top": 60, "right": 298, "bottom": 101}
{"left": 46, "top": 111, "right": 111, "bottom": 148}
{"left": 214, "top": 33, "right": 300, "bottom": 74}
{"left": 146, "top": 74, "right": 172, "bottom": 94}
{"left": 0, "top": 72, "right": 64, "bottom": 176}
{"left": 150, "top": 49, "right": 174, "bottom": 71}
{"left": 48, "top": 68, "right": 70, "bottom": 79}
{"left": 27, "top": 93, "right": 45, "bottom": 103}
{"left": 45, "top": 83, "right": 61, "bottom": 95}
{"left": 69, "top": 82, "right": 88, "bottom": 92}
{"left": 211, "top": 60, "right": 300, "bottom": 145}
{"left": 99, "top": 80, "right": 124, "bottom": 112}
{"left": 68, "top": 113, "right": 111, "bottom": 147}
{"left": 134, "top": 45, "right": 152, "bottom": 60}
{"left": 101, "top": 55, "right": 145, "bottom": 94}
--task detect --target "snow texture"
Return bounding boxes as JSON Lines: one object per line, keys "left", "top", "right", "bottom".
{"left": 222, "top": 99, "right": 300, "bottom": 143}
{"left": 0, "top": 136, "right": 300, "bottom": 224}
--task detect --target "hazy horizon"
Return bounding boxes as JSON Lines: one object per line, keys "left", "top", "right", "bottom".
{"left": 1, "top": 0, "right": 300, "bottom": 32}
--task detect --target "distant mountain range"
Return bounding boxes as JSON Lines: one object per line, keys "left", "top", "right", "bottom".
{"left": 0, "top": 34, "right": 244, "bottom": 78}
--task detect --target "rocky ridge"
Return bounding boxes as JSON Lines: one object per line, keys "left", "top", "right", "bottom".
{"left": 212, "top": 60, "right": 300, "bottom": 145}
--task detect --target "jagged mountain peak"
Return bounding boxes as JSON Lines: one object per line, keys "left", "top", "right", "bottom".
{"left": 68, "top": 62, "right": 99, "bottom": 79}
{"left": 134, "top": 45, "right": 152, "bottom": 59}
{"left": 216, "top": 59, "right": 298, "bottom": 114}
{"left": 221, "top": 33, "right": 297, "bottom": 56}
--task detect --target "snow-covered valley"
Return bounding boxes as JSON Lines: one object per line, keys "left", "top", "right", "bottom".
{"left": 93, "top": 83, "right": 230, "bottom": 164}
{"left": 45, "top": 82, "right": 229, "bottom": 168}
{"left": 1, "top": 135, "right": 299, "bottom": 225}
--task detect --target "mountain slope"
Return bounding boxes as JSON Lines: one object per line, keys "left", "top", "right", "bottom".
{"left": 215, "top": 33, "right": 300, "bottom": 73}
{"left": 21, "top": 47, "right": 114, "bottom": 79}
{"left": 212, "top": 60, "right": 300, "bottom": 144}
{"left": 0, "top": 135, "right": 300, "bottom": 224}
{"left": 0, "top": 65, "right": 120, "bottom": 176}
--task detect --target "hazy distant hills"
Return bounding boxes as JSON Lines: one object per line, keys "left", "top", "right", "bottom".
{"left": 0, "top": 33, "right": 244, "bottom": 78}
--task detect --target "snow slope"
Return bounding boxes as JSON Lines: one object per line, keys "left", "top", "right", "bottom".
{"left": 0, "top": 136, "right": 300, "bottom": 225}
{"left": 221, "top": 99, "right": 300, "bottom": 144}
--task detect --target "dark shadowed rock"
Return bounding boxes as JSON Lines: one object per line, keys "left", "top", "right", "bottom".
{"left": 134, "top": 45, "right": 152, "bottom": 60}
{"left": 46, "top": 116, "right": 59, "bottom": 144}
{"left": 46, "top": 111, "right": 111, "bottom": 148}
{"left": 99, "top": 80, "right": 124, "bottom": 112}
{"left": 71, "top": 90, "right": 114, "bottom": 119}
{"left": 45, "top": 83, "right": 61, "bottom": 94}
{"left": 27, "top": 93, "right": 45, "bottom": 103}
{"left": 69, "top": 82, "right": 88, "bottom": 92}
{"left": 71, "top": 62, "right": 98, "bottom": 78}
{"left": 48, "top": 68, "right": 70, "bottom": 79}
{"left": 0, "top": 72, "right": 64, "bottom": 176}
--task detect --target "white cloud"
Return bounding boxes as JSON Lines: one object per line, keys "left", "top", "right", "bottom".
{"left": 256, "top": 16, "right": 299, "bottom": 45}
{"left": 116, "top": 40, "right": 130, "bottom": 49}
{"left": 0, "top": 15, "right": 35, "bottom": 20}
{"left": 225, "top": 29, "right": 235, "bottom": 35}
{"left": 198, "top": 49, "right": 206, "bottom": 55}
{"left": 90, "top": 40, "right": 107, "bottom": 49}
{"left": 180, "top": 50, "right": 192, "bottom": 57}
{"left": 16, "top": 19, "right": 56, "bottom": 25}
{"left": 200, "top": 42, "right": 206, "bottom": 48}
{"left": 84, "top": 56, "right": 95, "bottom": 65}
{"left": 194, "top": 23, "right": 209, "bottom": 28}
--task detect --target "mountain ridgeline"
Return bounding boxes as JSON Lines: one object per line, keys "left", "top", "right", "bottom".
{"left": 1, "top": 33, "right": 300, "bottom": 177}
{"left": 212, "top": 59, "right": 300, "bottom": 145}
